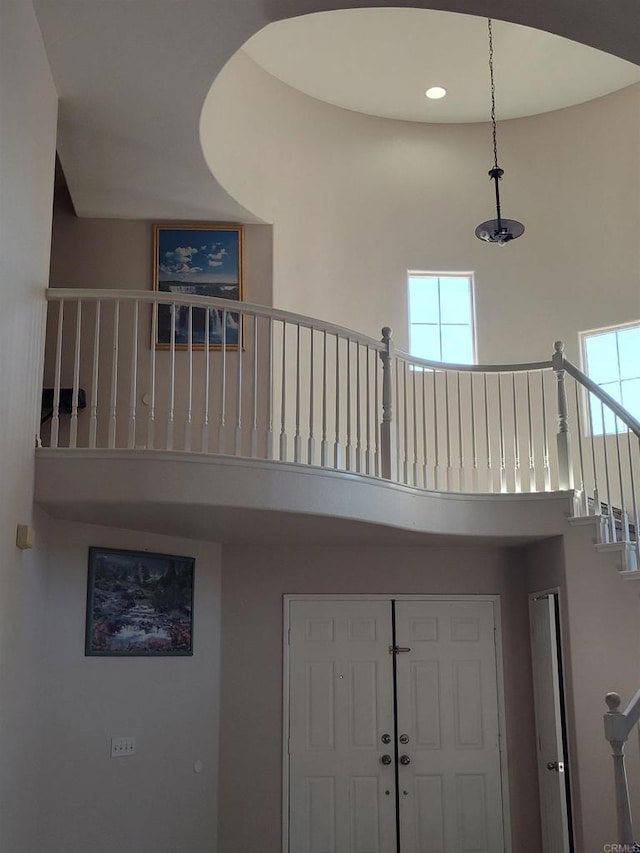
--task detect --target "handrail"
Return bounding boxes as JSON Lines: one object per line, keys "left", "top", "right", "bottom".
{"left": 45, "top": 288, "right": 386, "bottom": 352}
{"left": 563, "top": 358, "right": 640, "bottom": 439}
{"left": 397, "top": 349, "right": 553, "bottom": 375}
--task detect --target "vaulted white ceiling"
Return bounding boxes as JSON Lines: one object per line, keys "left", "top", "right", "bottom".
{"left": 244, "top": 9, "right": 640, "bottom": 123}
{"left": 33, "top": 0, "right": 640, "bottom": 221}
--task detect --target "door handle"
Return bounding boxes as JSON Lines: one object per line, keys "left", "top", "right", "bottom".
{"left": 546, "top": 760, "right": 564, "bottom": 772}
{"left": 380, "top": 754, "right": 393, "bottom": 765}
{"left": 400, "top": 754, "right": 411, "bottom": 765}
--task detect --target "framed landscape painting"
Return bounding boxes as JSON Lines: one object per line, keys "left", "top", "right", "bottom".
{"left": 153, "top": 224, "right": 244, "bottom": 349}
{"left": 85, "top": 547, "right": 195, "bottom": 656}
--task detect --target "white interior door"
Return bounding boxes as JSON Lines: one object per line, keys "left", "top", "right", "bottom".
{"left": 394, "top": 600, "right": 504, "bottom": 853}
{"left": 288, "top": 600, "right": 397, "bottom": 853}
{"left": 529, "top": 594, "right": 571, "bottom": 853}
{"left": 287, "top": 598, "right": 506, "bottom": 853}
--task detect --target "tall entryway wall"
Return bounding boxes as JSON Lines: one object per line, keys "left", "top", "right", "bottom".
{"left": 218, "top": 543, "right": 541, "bottom": 853}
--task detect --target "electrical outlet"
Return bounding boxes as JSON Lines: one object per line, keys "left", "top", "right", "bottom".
{"left": 111, "top": 736, "right": 136, "bottom": 758}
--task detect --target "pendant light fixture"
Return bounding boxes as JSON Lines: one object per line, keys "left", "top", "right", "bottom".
{"left": 475, "top": 18, "right": 524, "bottom": 246}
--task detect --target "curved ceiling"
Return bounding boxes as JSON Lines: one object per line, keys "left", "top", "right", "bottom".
{"left": 32, "top": 0, "right": 640, "bottom": 221}
{"left": 243, "top": 9, "right": 640, "bottom": 123}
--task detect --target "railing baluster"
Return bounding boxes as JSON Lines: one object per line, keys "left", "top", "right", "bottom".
{"left": 412, "top": 362, "right": 418, "bottom": 487}
{"left": 601, "top": 400, "right": 616, "bottom": 542}
{"left": 526, "top": 372, "right": 535, "bottom": 492}
{"left": 127, "top": 301, "right": 138, "bottom": 450}
{"left": 280, "top": 321, "right": 288, "bottom": 461}
{"left": 422, "top": 367, "right": 428, "bottom": 489}
{"left": 202, "top": 307, "right": 210, "bottom": 453}
{"left": 70, "top": 301, "right": 82, "bottom": 449}
{"left": 433, "top": 367, "right": 440, "bottom": 490}
{"left": 89, "top": 301, "right": 100, "bottom": 449}
{"left": 184, "top": 305, "right": 193, "bottom": 452}
{"left": 266, "top": 317, "right": 273, "bottom": 459}
{"left": 308, "top": 327, "right": 315, "bottom": 465}
{"left": 628, "top": 430, "right": 639, "bottom": 566}
{"left": 334, "top": 334, "right": 341, "bottom": 469}
{"left": 166, "top": 303, "right": 175, "bottom": 451}
{"left": 356, "top": 343, "right": 363, "bottom": 474}
{"left": 444, "top": 370, "right": 451, "bottom": 491}
{"left": 346, "top": 338, "right": 353, "bottom": 471}
{"left": 484, "top": 373, "right": 491, "bottom": 492}
{"left": 365, "top": 346, "right": 372, "bottom": 475}
{"left": 574, "top": 380, "right": 588, "bottom": 515}
{"left": 108, "top": 301, "right": 120, "bottom": 449}
{"left": 218, "top": 309, "right": 227, "bottom": 454}
{"left": 51, "top": 299, "right": 64, "bottom": 449}
{"left": 294, "top": 322, "right": 301, "bottom": 463}
{"left": 457, "top": 371, "right": 464, "bottom": 492}
{"left": 470, "top": 373, "right": 478, "bottom": 492}
{"left": 497, "top": 373, "right": 506, "bottom": 492}
{"left": 402, "top": 359, "right": 408, "bottom": 485}
{"left": 251, "top": 314, "right": 258, "bottom": 458}
{"left": 614, "top": 417, "right": 629, "bottom": 541}
{"left": 587, "top": 388, "right": 600, "bottom": 514}
{"left": 321, "top": 330, "right": 328, "bottom": 466}
{"left": 235, "top": 310, "right": 243, "bottom": 457}
{"left": 541, "top": 371, "right": 551, "bottom": 491}
{"left": 512, "top": 372, "right": 521, "bottom": 492}
{"left": 147, "top": 302, "right": 156, "bottom": 450}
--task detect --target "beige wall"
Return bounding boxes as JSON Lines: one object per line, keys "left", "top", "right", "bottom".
{"left": 0, "top": 1, "right": 57, "bottom": 849}
{"left": 218, "top": 543, "right": 541, "bottom": 853}
{"left": 38, "top": 517, "right": 222, "bottom": 853}
{"left": 203, "top": 53, "right": 640, "bottom": 366}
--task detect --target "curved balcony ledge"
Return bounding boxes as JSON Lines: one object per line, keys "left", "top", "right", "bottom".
{"left": 35, "top": 449, "right": 575, "bottom": 545}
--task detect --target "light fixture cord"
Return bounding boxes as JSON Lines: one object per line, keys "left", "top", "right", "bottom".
{"left": 488, "top": 18, "right": 498, "bottom": 170}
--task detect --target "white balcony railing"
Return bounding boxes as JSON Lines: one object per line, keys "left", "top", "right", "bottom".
{"left": 41, "top": 290, "right": 640, "bottom": 555}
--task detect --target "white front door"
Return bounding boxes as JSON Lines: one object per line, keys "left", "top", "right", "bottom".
{"left": 394, "top": 600, "right": 505, "bottom": 853}
{"left": 287, "top": 598, "right": 506, "bottom": 853}
{"left": 529, "top": 594, "right": 571, "bottom": 853}
{"left": 288, "top": 600, "right": 397, "bottom": 853}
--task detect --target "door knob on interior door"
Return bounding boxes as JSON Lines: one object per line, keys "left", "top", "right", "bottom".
{"left": 380, "top": 754, "right": 393, "bottom": 765}
{"left": 400, "top": 754, "right": 411, "bottom": 765}
{"left": 546, "top": 760, "right": 563, "bottom": 772}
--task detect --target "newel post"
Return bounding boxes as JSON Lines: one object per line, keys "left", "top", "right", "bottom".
{"left": 604, "top": 692, "right": 636, "bottom": 846}
{"left": 379, "top": 327, "right": 397, "bottom": 481}
{"left": 552, "top": 341, "right": 574, "bottom": 490}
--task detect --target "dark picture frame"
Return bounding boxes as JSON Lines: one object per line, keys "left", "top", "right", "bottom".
{"left": 152, "top": 223, "right": 244, "bottom": 350}
{"left": 85, "top": 547, "right": 195, "bottom": 656}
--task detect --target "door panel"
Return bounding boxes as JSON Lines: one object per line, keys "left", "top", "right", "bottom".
{"left": 529, "top": 594, "right": 571, "bottom": 852}
{"left": 394, "top": 601, "right": 504, "bottom": 853}
{"left": 288, "top": 599, "right": 506, "bottom": 853}
{"left": 289, "top": 600, "right": 396, "bottom": 853}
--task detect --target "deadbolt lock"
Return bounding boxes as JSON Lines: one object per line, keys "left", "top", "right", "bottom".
{"left": 381, "top": 734, "right": 391, "bottom": 744}
{"left": 399, "top": 734, "right": 410, "bottom": 744}
{"left": 380, "top": 754, "right": 393, "bottom": 765}
{"left": 400, "top": 754, "right": 411, "bottom": 765}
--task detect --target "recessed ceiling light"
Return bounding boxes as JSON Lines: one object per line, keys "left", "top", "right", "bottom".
{"left": 425, "top": 86, "right": 447, "bottom": 100}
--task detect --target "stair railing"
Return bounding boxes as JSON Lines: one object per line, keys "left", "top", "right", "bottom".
{"left": 556, "top": 347, "right": 640, "bottom": 560}
{"left": 604, "top": 690, "right": 640, "bottom": 847}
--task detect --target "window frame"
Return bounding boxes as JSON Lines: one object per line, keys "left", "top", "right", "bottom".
{"left": 407, "top": 270, "right": 478, "bottom": 365}
{"left": 579, "top": 320, "right": 640, "bottom": 437}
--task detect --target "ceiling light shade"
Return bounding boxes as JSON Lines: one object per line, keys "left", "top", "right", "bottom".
{"left": 425, "top": 86, "right": 446, "bottom": 99}
{"left": 475, "top": 20, "right": 524, "bottom": 245}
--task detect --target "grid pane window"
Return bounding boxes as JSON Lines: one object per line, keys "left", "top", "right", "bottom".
{"left": 582, "top": 323, "right": 640, "bottom": 435}
{"left": 408, "top": 273, "right": 475, "bottom": 364}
